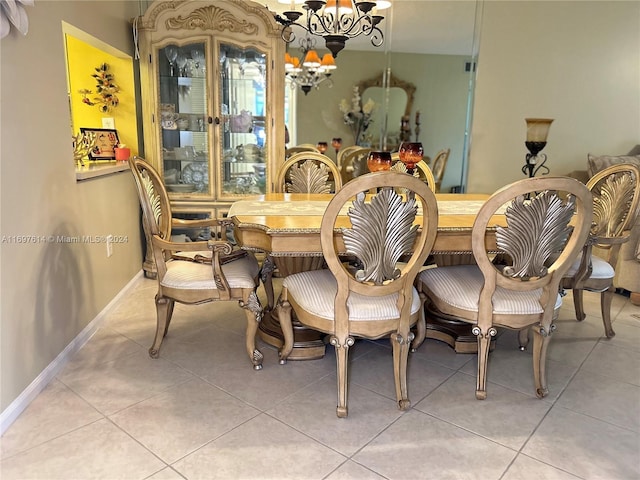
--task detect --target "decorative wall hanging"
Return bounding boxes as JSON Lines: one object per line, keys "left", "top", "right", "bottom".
{"left": 79, "top": 63, "right": 120, "bottom": 113}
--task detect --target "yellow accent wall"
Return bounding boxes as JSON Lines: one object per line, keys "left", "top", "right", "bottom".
{"left": 66, "top": 34, "right": 138, "bottom": 158}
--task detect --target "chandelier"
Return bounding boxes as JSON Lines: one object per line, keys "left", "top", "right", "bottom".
{"left": 285, "top": 35, "right": 337, "bottom": 95}
{"left": 275, "top": 0, "right": 391, "bottom": 58}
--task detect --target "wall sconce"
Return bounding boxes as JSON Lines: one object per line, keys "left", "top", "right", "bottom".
{"left": 523, "top": 118, "right": 553, "bottom": 178}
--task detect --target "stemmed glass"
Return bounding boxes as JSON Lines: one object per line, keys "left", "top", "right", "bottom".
{"left": 191, "top": 48, "right": 205, "bottom": 77}
{"left": 398, "top": 142, "right": 424, "bottom": 175}
{"left": 367, "top": 151, "right": 392, "bottom": 172}
{"left": 176, "top": 51, "right": 188, "bottom": 77}
{"left": 317, "top": 141, "right": 328, "bottom": 154}
{"left": 164, "top": 45, "right": 178, "bottom": 76}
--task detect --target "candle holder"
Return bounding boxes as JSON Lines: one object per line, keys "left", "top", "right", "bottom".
{"left": 398, "top": 141, "right": 423, "bottom": 176}
{"left": 523, "top": 118, "right": 553, "bottom": 178}
{"left": 367, "top": 151, "right": 392, "bottom": 172}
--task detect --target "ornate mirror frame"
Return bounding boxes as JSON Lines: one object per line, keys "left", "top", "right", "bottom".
{"left": 357, "top": 71, "right": 417, "bottom": 151}
{"left": 357, "top": 72, "right": 416, "bottom": 121}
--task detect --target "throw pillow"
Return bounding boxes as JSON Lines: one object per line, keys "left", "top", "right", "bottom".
{"left": 587, "top": 153, "right": 640, "bottom": 177}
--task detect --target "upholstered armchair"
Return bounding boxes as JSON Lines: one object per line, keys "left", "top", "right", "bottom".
{"left": 567, "top": 148, "right": 640, "bottom": 304}
{"left": 129, "top": 157, "right": 265, "bottom": 370}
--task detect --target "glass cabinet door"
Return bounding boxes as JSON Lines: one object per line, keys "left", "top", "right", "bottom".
{"left": 158, "top": 42, "right": 210, "bottom": 196}
{"left": 218, "top": 42, "right": 268, "bottom": 197}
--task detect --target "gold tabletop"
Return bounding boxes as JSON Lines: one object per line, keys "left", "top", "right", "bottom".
{"left": 230, "top": 193, "right": 505, "bottom": 256}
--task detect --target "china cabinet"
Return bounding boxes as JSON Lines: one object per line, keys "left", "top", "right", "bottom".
{"left": 136, "top": 0, "right": 286, "bottom": 275}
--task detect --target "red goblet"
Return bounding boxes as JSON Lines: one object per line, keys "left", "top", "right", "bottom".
{"left": 367, "top": 151, "right": 393, "bottom": 172}
{"left": 317, "top": 141, "right": 328, "bottom": 154}
{"left": 398, "top": 142, "right": 424, "bottom": 175}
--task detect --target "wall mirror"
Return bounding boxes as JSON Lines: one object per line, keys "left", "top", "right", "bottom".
{"left": 262, "top": 1, "right": 481, "bottom": 193}
{"left": 358, "top": 72, "right": 416, "bottom": 151}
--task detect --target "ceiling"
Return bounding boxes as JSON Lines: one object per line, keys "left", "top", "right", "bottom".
{"left": 261, "top": 0, "right": 479, "bottom": 55}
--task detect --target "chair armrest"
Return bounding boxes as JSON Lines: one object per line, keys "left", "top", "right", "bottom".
{"left": 171, "top": 217, "right": 230, "bottom": 229}
{"left": 151, "top": 236, "right": 233, "bottom": 255}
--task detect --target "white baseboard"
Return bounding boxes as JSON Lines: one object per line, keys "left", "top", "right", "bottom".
{"left": 0, "top": 271, "right": 144, "bottom": 435}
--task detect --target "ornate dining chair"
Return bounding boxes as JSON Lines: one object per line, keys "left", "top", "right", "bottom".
{"left": 274, "top": 151, "right": 342, "bottom": 194}
{"left": 339, "top": 146, "right": 373, "bottom": 184}
{"left": 416, "top": 176, "right": 593, "bottom": 399}
{"left": 276, "top": 172, "right": 439, "bottom": 417}
{"left": 560, "top": 163, "right": 640, "bottom": 338}
{"left": 430, "top": 148, "right": 450, "bottom": 192}
{"left": 285, "top": 144, "right": 320, "bottom": 158}
{"left": 336, "top": 145, "right": 365, "bottom": 169}
{"left": 128, "top": 156, "right": 265, "bottom": 370}
{"left": 392, "top": 159, "right": 436, "bottom": 192}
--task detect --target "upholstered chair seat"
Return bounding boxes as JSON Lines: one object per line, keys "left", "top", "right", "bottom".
{"left": 564, "top": 255, "right": 615, "bottom": 282}
{"left": 423, "top": 265, "right": 563, "bottom": 315}
{"left": 282, "top": 269, "right": 422, "bottom": 321}
{"left": 161, "top": 255, "right": 260, "bottom": 290}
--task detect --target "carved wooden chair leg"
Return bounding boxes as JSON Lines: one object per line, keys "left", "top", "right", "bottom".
{"left": 411, "top": 292, "right": 427, "bottom": 352}
{"left": 276, "top": 293, "right": 294, "bottom": 364}
{"left": 391, "top": 332, "right": 411, "bottom": 411}
{"left": 260, "top": 255, "right": 276, "bottom": 310}
{"left": 332, "top": 335, "right": 353, "bottom": 418}
{"left": 518, "top": 327, "right": 530, "bottom": 351}
{"left": 532, "top": 327, "right": 551, "bottom": 398}
{"left": 601, "top": 287, "right": 616, "bottom": 338}
{"left": 240, "top": 290, "right": 264, "bottom": 370}
{"left": 164, "top": 299, "right": 175, "bottom": 337}
{"left": 474, "top": 327, "right": 494, "bottom": 400}
{"left": 572, "top": 288, "right": 587, "bottom": 321}
{"left": 150, "top": 295, "right": 171, "bottom": 358}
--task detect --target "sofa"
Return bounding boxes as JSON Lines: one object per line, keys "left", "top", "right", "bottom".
{"left": 567, "top": 148, "right": 640, "bottom": 305}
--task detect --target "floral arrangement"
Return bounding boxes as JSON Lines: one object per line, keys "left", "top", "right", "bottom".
{"left": 339, "top": 86, "right": 376, "bottom": 146}
{"left": 79, "top": 63, "right": 120, "bottom": 113}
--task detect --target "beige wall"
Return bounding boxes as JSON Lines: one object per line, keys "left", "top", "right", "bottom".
{"left": 468, "top": 0, "right": 640, "bottom": 193}
{"left": 1, "top": 1, "right": 143, "bottom": 412}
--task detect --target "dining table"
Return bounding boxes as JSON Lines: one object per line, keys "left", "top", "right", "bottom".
{"left": 229, "top": 192, "right": 508, "bottom": 359}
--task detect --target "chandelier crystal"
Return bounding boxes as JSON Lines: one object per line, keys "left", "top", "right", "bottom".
{"left": 275, "top": 0, "right": 391, "bottom": 58}
{"left": 285, "top": 35, "right": 337, "bottom": 95}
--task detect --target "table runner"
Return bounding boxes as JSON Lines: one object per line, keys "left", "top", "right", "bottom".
{"left": 229, "top": 200, "right": 495, "bottom": 217}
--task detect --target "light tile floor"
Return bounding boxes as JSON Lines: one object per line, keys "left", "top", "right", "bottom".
{"left": 2, "top": 276, "right": 640, "bottom": 479}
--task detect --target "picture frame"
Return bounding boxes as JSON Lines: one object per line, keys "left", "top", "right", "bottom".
{"left": 80, "top": 128, "right": 120, "bottom": 160}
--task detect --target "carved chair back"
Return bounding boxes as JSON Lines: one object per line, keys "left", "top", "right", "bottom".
{"left": 275, "top": 151, "right": 342, "bottom": 193}
{"left": 339, "top": 147, "right": 372, "bottom": 184}
{"left": 391, "top": 159, "right": 436, "bottom": 192}
{"left": 285, "top": 144, "right": 320, "bottom": 158}
{"left": 129, "top": 156, "right": 174, "bottom": 268}
{"left": 430, "top": 148, "right": 450, "bottom": 192}
{"left": 321, "top": 171, "right": 438, "bottom": 343}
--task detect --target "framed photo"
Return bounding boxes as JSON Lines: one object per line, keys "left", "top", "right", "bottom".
{"left": 80, "top": 128, "right": 120, "bottom": 160}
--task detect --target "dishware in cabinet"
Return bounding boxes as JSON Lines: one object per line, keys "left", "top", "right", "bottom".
{"left": 135, "top": 0, "right": 286, "bottom": 206}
